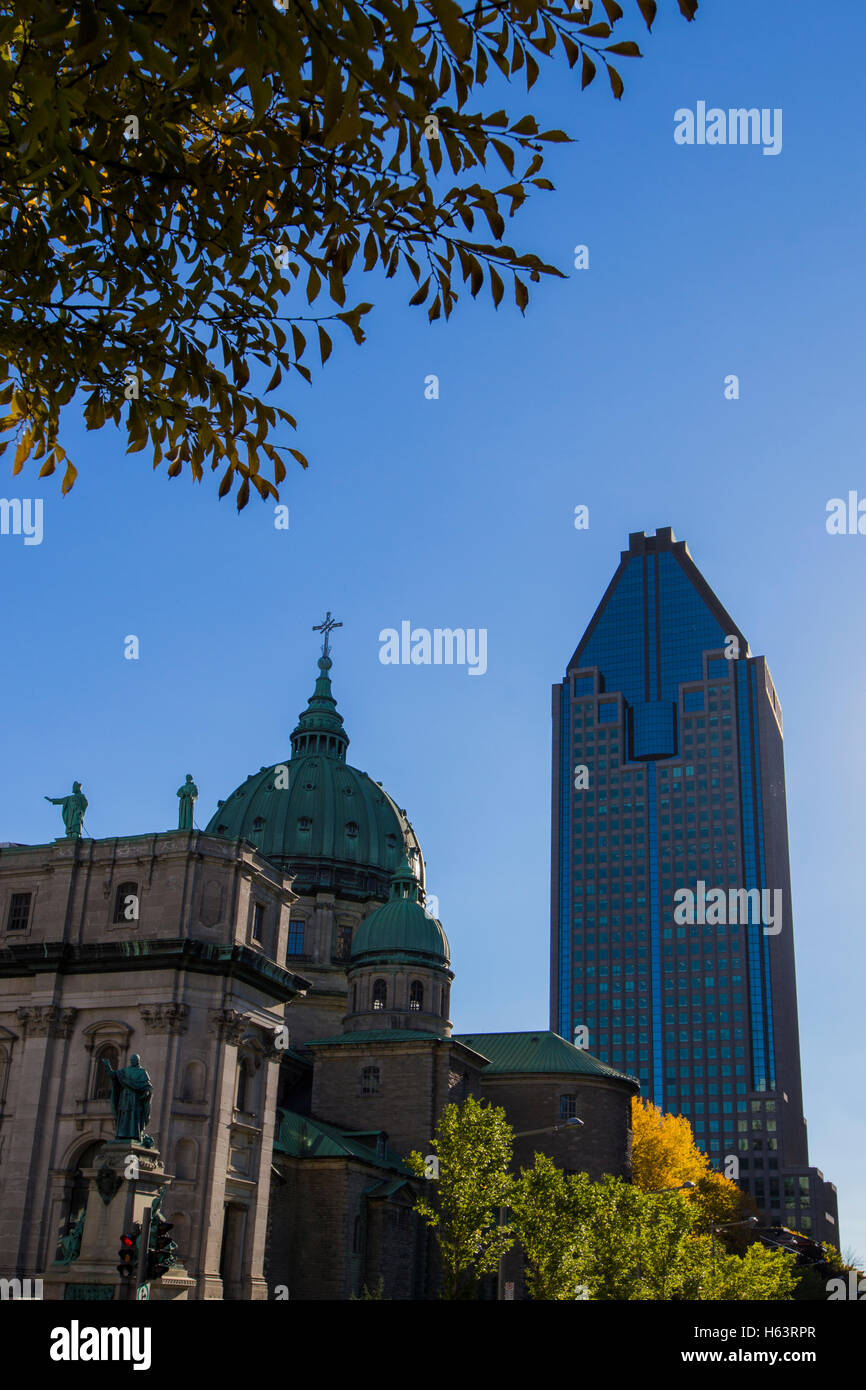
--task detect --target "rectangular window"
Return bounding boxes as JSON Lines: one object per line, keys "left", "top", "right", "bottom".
{"left": 252, "top": 902, "right": 265, "bottom": 940}
{"left": 574, "top": 676, "right": 594, "bottom": 696}
{"left": 598, "top": 702, "right": 618, "bottom": 724}
{"left": 7, "top": 892, "right": 31, "bottom": 931}
{"left": 286, "top": 920, "right": 305, "bottom": 956}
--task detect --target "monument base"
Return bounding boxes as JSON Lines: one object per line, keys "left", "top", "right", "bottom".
{"left": 41, "top": 1140, "right": 193, "bottom": 1301}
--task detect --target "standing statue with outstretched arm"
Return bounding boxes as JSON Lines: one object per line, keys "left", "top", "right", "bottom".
{"left": 45, "top": 781, "right": 88, "bottom": 838}
{"left": 176, "top": 773, "right": 198, "bottom": 830}
{"left": 103, "top": 1053, "right": 153, "bottom": 1143}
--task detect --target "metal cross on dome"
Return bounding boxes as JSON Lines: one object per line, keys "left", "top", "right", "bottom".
{"left": 313, "top": 611, "right": 343, "bottom": 659}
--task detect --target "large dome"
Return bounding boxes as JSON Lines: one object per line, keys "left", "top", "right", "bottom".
{"left": 205, "top": 654, "right": 423, "bottom": 900}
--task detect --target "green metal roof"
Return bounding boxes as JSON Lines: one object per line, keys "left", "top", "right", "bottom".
{"left": 273, "top": 1109, "right": 411, "bottom": 1172}
{"left": 452, "top": 1030, "right": 639, "bottom": 1086}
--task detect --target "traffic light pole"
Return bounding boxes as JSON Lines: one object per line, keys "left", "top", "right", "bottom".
{"left": 136, "top": 1207, "right": 152, "bottom": 1291}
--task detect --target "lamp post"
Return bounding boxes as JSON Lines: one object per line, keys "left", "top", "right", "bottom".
{"left": 635, "top": 1182, "right": 696, "bottom": 1283}
{"left": 496, "top": 1116, "right": 585, "bottom": 1301}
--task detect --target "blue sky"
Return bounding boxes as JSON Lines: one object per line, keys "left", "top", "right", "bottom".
{"left": 2, "top": 1, "right": 864, "bottom": 1258}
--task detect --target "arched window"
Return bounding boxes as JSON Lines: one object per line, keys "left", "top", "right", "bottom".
{"left": 361, "top": 1065, "right": 380, "bottom": 1095}
{"left": 409, "top": 981, "right": 424, "bottom": 1012}
{"left": 372, "top": 980, "right": 387, "bottom": 1011}
{"left": 113, "top": 882, "right": 138, "bottom": 923}
{"left": 92, "top": 1044, "right": 119, "bottom": 1098}
{"left": 559, "top": 1093, "right": 578, "bottom": 1121}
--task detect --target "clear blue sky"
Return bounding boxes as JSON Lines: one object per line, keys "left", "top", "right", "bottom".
{"left": 3, "top": 1, "right": 864, "bottom": 1259}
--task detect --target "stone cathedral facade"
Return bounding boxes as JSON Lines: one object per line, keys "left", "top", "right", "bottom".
{"left": 0, "top": 650, "right": 636, "bottom": 1300}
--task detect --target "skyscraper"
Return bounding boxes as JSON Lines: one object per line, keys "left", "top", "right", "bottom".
{"left": 550, "top": 528, "right": 839, "bottom": 1242}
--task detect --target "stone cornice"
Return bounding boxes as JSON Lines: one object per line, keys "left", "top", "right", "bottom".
{"left": 0, "top": 939, "right": 311, "bottom": 1003}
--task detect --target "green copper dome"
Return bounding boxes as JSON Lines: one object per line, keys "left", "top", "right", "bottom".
{"left": 351, "top": 855, "right": 449, "bottom": 965}
{"left": 205, "top": 655, "right": 423, "bottom": 899}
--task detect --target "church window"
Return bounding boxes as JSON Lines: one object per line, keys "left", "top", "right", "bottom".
{"left": 345, "top": 822, "right": 359, "bottom": 839}
{"left": 252, "top": 817, "right": 265, "bottom": 831}
{"left": 409, "top": 981, "right": 424, "bottom": 1012}
{"left": 7, "top": 892, "right": 31, "bottom": 931}
{"left": 251, "top": 902, "right": 265, "bottom": 940}
{"left": 336, "top": 926, "right": 353, "bottom": 960}
{"left": 361, "top": 1065, "right": 380, "bottom": 1095}
{"left": 113, "top": 882, "right": 138, "bottom": 923}
{"left": 559, "top": 1094, "right": 578, "bottom": 1120}
{"left": 92, "top": 1044, "right": 119, "bottom": 1098}
{"left": 372, "top": 980, "right": 387, "bottom": 1010}
{"left": 287, "top": 921, "right": 305, "bottom": 956}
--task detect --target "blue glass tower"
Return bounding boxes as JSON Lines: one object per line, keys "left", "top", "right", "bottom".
{"left": 550, "top": 529, "right": 838, "bottom": 1242}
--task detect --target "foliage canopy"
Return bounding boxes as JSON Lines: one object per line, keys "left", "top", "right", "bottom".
{"left": 0, "top": 0, "right": 697, "bottom": 505}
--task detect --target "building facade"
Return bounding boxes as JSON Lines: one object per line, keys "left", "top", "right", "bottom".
{"left": 0, "top": 648, "right": 636, "bottom": 1299}
{"left": 550, "top": 528, "right": 838, "bottom": 1244}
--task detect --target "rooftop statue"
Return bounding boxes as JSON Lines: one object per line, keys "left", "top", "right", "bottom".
{"left": 44, "top": 781, "right": 88, "bottom": 838}
{"left": 177, "top": 773, "right": 198, "bottom": 830}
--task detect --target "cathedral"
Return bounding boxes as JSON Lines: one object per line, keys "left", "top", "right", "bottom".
{"left": 0, "top": 637, "right": 636, "bottom": 1300}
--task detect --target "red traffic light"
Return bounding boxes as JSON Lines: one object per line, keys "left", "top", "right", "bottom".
{"left": 120, "top": 1235, "right": 135, "bottom": 1248}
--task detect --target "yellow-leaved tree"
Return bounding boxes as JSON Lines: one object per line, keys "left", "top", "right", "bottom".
{"left": 631, "top": 1097, "right": 755, "bottom": 1235}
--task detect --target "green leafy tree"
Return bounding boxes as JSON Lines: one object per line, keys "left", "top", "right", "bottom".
{"left": 570, "top": 1172, "right": 643, "bottom": 1299}
{"left": 510, "top": 1152, "right": 585, "bottom": 1300}
{"left": 0, "top": 0, "right": 698, "bottom": 506}
{"left": 690, "top": 1237, "right": 799, "bottom": 1301}
{"left": 406, "top": 1094, "right": 514, "bottom": 1299}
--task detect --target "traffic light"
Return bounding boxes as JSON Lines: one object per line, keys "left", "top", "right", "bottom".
{"left": 117, "top": 1223, "right": 140, "bottom": 1278}
{"left": 146, "top": 1218, "right": 177, "bottom": 1280}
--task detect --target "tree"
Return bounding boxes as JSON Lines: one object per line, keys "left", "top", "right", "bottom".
{"left": 406, "top": 1094, "right": 514, "bottom": 1299}
{"left": 695, "top": 1238, "right": 799, "bottom": 1301}
{"left": 509, "top": 1152, "right": 585, "bottom": 1300}
{"left": 631, "top": 1095, "right": 708, "bottom": 1190}
{"left": 0, "top": 0, "right": 698, "bottom": 506}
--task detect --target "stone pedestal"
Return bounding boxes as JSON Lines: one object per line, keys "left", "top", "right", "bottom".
{"left": 41, "top": 1140, "right": 192, "bottom": 1301}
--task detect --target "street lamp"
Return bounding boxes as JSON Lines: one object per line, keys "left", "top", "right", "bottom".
{"left": 497, "top": 1117, "right": 585, "bottom": 1300}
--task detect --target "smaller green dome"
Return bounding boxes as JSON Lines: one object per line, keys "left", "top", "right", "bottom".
{"left": 352, "top": 855, "right": 450, "bottom": 966}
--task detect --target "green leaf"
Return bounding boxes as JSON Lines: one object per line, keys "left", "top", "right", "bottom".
{"left": 604, "top": 41, "right": 642, "bottom": 57}
{"left": 318, "top": 326, "right": 332, "bottom": 364}
{"left": 607, "top": 63, "right": 624, "bottom": 99}
{"left": 490, "top": 266, "right": 504, "bottom": 307}
{"left": 409, "top": 277, "right": 431, "bottom": 306}
{"left": 581, "top": 52, "right": 596, "bottom": 89}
